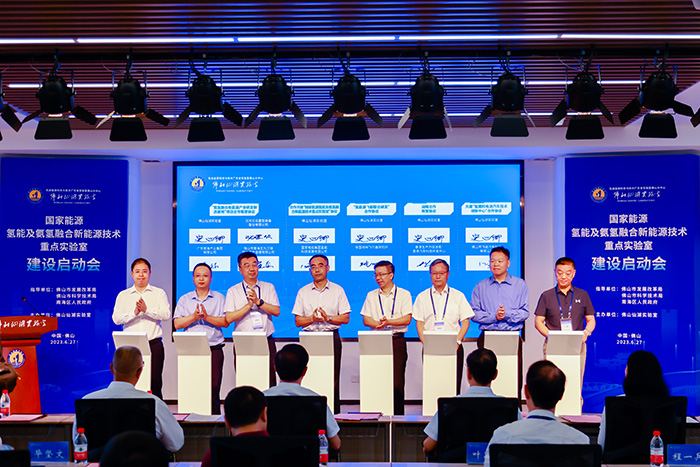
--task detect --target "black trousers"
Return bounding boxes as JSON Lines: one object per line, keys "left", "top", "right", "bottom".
{"left": 210, "top": 344, "right": 224, "bottom": 414}
{"left": 267, "top": 336, "right": 277, "bottom": 387}
{"left": 332, "top": 330, "right": 342, "bottom": 414}
{"left": 392, "top": 333, "right": 408, "bottom": 415}
{"left": 477, "top": 331, "right": 523, "bottom": 399}
{"left": 456, "top": 343, "right": 464, "bottom": 395}
{"left": 149, "top": 338, "right": 164, "bottom": 400}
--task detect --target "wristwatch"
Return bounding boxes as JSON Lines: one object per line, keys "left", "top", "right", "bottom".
{"left": 257, "top": 299, "right": 264, "bottom": 307}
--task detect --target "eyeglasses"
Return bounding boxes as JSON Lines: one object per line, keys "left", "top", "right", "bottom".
{"left": 431, "top": 270, "right": 448, "bottom": 277}
{"left": 310, "top": 264, "right": 327, "bottom": 271}
{"left": 240, "top": 263, "right": 259, "bottom": 271}
{"left": 374, "top": 272, "right": 392, "bottom": 278}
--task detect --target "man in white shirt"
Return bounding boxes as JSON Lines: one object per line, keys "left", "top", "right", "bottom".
{"left": 75, "top": 346, "right": 184, "bottom": 453}
{"left": 292, "top": 254, "right": 351, "bottom": 413}
{"left": 413, "top": 259, "right": 474, "bottom": 394}
{"left": 360, "top": 260, "right": 412, "bottom": 415}
{"left": 483, "top": 360, "right": 590, "bottom": 467}
{"left": 112, "top": 258, "right": 171, "bottom": 400}
{"left": 225, "top": 252, "right": 281, "bottom": 388}
{"left": 174, "top": 262, "right": 229, "bottom": 414}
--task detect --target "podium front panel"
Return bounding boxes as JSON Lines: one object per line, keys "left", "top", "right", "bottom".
{"left": 299, "top": 332, "right": 334, "bottom": 410}
{"left": 422, "top": 331, "right": 458, "bottom": 415}
{"left": 358, "top": 331, "right": 393, "bottom": 414}
{"left": 233, "top": 332, "right": 270, "bottom": 390}
{"left": 174, "top": 332, "right": 211, "bottom": 414}
{"left": 484, "top": 331, "right": 520, "bottom": 399}
{"left": 112, "top": 331, "right": 151, "bottom": 393}
{"left": 547, "top": 331, "right": 584, "bottom": 416}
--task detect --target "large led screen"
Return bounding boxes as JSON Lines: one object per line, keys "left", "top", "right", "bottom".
{"left": 174, "top": 161, "right": 523, "bottom": 338}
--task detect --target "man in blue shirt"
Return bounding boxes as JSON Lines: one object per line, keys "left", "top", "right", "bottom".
{"left": 174, "top": 262, "right": 229, "bottom": 414}
{"left": 471, "top": 247, "right": 529, "bottom": 332}
{"left": 471, "top": 246, "right": 529, "bottom": 394}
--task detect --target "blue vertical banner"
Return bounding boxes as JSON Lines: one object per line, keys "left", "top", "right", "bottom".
{"left": 565, "top": 154, "right": 700, "bottom": 415}
{"left": 0, "top": 157, "right": 128, "bottom": 413}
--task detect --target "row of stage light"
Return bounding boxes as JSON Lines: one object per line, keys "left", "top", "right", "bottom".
{"left": 0, "top": 52, "right": 697, "bottom": 142}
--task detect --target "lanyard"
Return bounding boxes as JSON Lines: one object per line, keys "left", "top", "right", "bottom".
{"left": 528, "top": 415, "right": 556, "bottom": 421}
{"left": 242, "top": 283, "right": 261, "bottom": 309}
{"left": 378, "top": 288, "right": 397, "bottom": 318}
{"left": 555, "top": 288, "right": 574, "bottom": 320}
{"left": 430, "top": 288, "right": 450, "bottom": 321}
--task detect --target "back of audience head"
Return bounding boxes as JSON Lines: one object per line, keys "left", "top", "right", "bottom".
{"left": 623, "top": 350, "right": 669, "bottom": 397}
{"left": 526, "top": 360, "right": 566, "bottom": 410}
{"left": 467, "top": 348, "right": 498, "bottom": 385}
{"left": 224, "top": 386, "right": 267, "bottom": 430}
{"left": 111, "top": 346, "right": 144, "bottom": 380}
{"left": 274, "top": 344, "right": 309, "bottom": 382}
{"left": 100, "top": 431, "right": 169, "bottom": 467}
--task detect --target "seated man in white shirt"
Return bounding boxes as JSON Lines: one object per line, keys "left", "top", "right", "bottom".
{"left": 423, "top": 348, "right": 522, "bottom": 453}
{"left": 263, "top": 343, "right": 341, "bottom": 451}
{"left": 112, "top": 258, "right": 171, "bottom": 400}
{"left": 74, "top": 346, "right": 184, "bottom": 453}
{"left": 484, "top": 360, "right": 589, "bottom": 467}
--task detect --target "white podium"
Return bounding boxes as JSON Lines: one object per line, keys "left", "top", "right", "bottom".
{"left": 546, "top": 331, "right": 584, "bottom": 416}
{"left": 358, "top": 331, "right": 393, "bottom": 415}
{"left": 299, "top": 331, "right": 334, "bottom": 411}
{"left": 173, "top": 332, "right": 211, "bottom": 415}
{"left": 233, "top": 332, "right": 270, "bottom": 391}
{"left": 112, "top": 331, "right": 151, "bottom": 393}
{"left": 422, "top": 331, "right": 458, "bottom": 415}
{"left": 484, "top": 331, "right": 521, "bottom": 399}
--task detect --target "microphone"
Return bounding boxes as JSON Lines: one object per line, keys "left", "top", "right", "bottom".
{"left": 21, "top": 296, "right": 43, "bottom": 315}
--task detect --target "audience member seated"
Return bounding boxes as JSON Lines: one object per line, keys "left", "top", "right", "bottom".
{"left": 264, "top": 343, "right": 341, "bottom": 451}
{"left": 484, "top": 360, "right": 590, "bottom": 467}
{"left": 100, "top": 431, "right": 169, "bottom": 467}
{"left": 423, "top": 348, "right": 522, "bottom": 454}
{"left": 599, "top": 350, "right": 685, "bottom": 464}
{"left": 598, "top": 350, "right": 669, "bottom": 450}
{"left": 201, "top": 385, "right": 270, "bottom": 467}
{"left": 74, "top": 346, "right": 184, "bottom": 453}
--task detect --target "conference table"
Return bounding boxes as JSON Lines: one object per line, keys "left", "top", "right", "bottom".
{"left": 1, "top": 412, "right": 697, "bottom": 463}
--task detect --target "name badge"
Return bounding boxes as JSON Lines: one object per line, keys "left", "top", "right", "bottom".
{"left": 251, "top": 311, "right": 264, "bottom": 330}
{"left": 433, "top": 321, "right": 446, "bottom": 331}
{"left": 561, "top": 318, "right": 573, "bottom": 332}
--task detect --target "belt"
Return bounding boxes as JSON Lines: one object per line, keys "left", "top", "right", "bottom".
{"left": 148, "top": 337, "right": 162, "bottom": 344}
{"left": 392, "top": 333, "right": 406, "bottom": 339}
{"left": 210, "top": 343, "right": 224, "bottom": 350}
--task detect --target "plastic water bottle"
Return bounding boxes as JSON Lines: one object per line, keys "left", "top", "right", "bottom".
{"left": 74, "top": 428, "right": 88, "bottom": 464}
{"left": 318, "top": 429, "right": 329, "bottom": 466}
{"left": 0, "top": 390, "right": 10, "bottom": 418}
{"left": 650, "top": 430, "right": 663, "bottom": 467}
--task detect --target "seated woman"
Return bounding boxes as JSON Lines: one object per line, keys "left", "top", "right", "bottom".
{"left": 598, "top": 350, "right": 669, "bottom": 450}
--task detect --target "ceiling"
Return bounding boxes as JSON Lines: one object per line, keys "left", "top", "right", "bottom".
{"left": 2, "top": 1, "right": 700, "bottom": 133}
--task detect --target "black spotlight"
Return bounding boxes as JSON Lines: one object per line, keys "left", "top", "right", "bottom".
{"left": 175, "top": 67, "right": 242, "bottom": 142}
{"left": 21, "top": 57, "right": 97, "bottom": 139}
{"left": 244, "top": 55, "right": 306, "bottom": 140}
{"left": 475, "top": 70, "right": 530, "bottom": 137}
{"left": 97, "top": 58, "right": 169, "bottom": 141}
{"left": 0, "top": 74, "right": 22, "bottom": 141}
{"left": 398, "top": 68, "right": 450, "bottom": 140}
{"left": 619, "top": 52, "right": 694, "bottom": 138}
{"left": 317, "top": 57, "right": 382, "bottom": 141}
{"left": 550, "top": 64, "right": 614, "bottom": 140}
